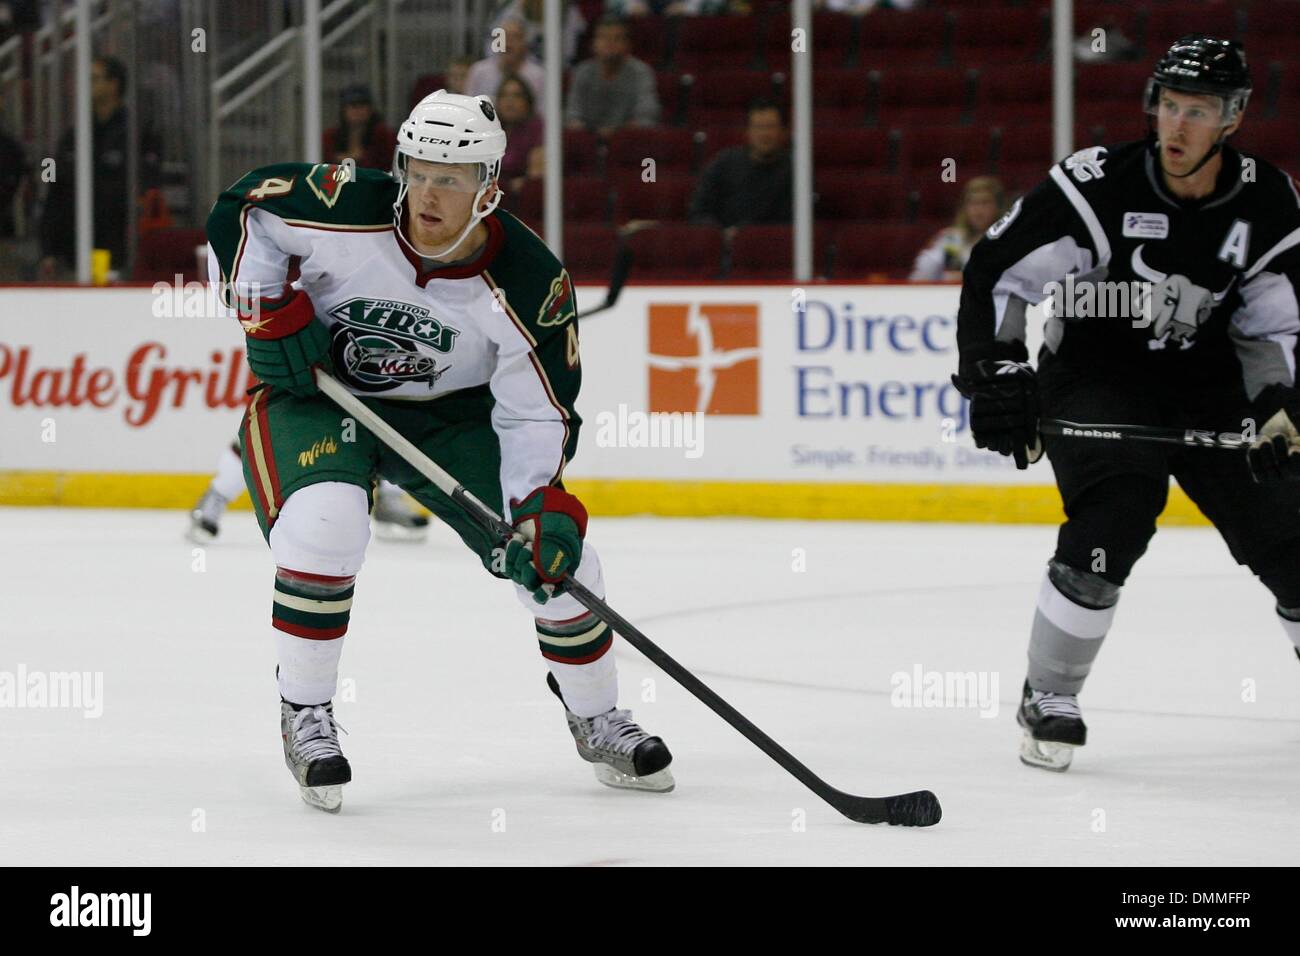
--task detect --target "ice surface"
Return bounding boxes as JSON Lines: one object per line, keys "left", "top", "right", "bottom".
{"left": 1, "top": 507, "right": 1296, "bottom": 865}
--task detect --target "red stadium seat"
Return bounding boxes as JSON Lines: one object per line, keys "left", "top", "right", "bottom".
{"left": 671, "top": 15, "right": 762, "bottom": 72}
{"left": 858, "top": 9, "right": 951, "bottom": 70}
{"left": 607, "top": 127, "right": 699, "bottom": 174}
{"left": 1075, "top": 62, "right": 1156, "bottom": 104}
{"left": 760, "top": 11, "right": 856, "bottom": 69}
{"left": 813, "top": 128, "right": 901, "bottom": 173}
{"left": 974, "top": 64, "right": 1052, "bottom": 124}
{"left": 689, "top": 70, "right": 782, "bottom": 118}
{"left": 696, "top": 126, "right": 748, "bottom": 165}
{"left": 135, "top": 228, "right": 208, "bottom": 282}
{"left": 656, "top": 73, "right": 692, "bottom": 126}
{"left": 615, "top": 172, "right": 697, "bottom": 223}
{"left": 873, "top": 67, "right": 974, "bottom": 128}
{"left": 992, "top": 122, "right": 1054, "bottom": 171}
{"left": 900, "top": 125, "right": 994, "bottom": 175}
{"left": 563, "top": 224, "right": 620, "bottom": 282}
{"left": 625, "top": 224, "right": 724, "bottom": 280}
{"left": 727, "top": 223, "right": 833, "bottom": 279}
{"left": 408, "top": 74, "right": 445, "bottom": 110}
{"left": 628, "top": 16, "right": 670, "bottom": 67}
{"left": 1146, "top": 4, "right": 1240, "bottom": 55}
{"left": 563, "top": 128, "right": 603, "bottom": 175}
{"left": 814, "top": 172, "right": 909, "bottom": 221}
{"left": 502, "top": 175, "right": 613, "bottom": 229}
{"left": 951, "top": 9, "right": 1047, "bottom": 64}
{"left": 831, "top": 221, "right": 946, "bottom": 279}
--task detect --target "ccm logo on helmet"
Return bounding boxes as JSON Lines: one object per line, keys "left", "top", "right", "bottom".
{"left": 418, "top": 136, "right": 453, "bottom": 145}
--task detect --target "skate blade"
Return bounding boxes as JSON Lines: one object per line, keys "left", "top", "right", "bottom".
{"left": 185, "top": 523, "right": 217, "bottom": 545}
{"left": 372, "top": 521, "right": 429, "bottom": 543}
{"left": 593, "top": 763, "right": 675, "bottom": 793}
{"left": 299, "top": 784, "right": 344, "bottom": 813}
{"left": 1019, "top": 732, "right": 1076, "bottom": 772}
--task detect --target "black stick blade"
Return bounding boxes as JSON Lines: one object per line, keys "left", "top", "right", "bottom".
{"left": 834, "top": 790, "right": 942, "bottom": 827}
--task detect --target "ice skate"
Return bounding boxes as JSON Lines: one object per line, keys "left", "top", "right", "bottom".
{"left": 372, "top": 484, "right": 430, "bottom": 542}
{"left": 186, "top": 487, "right": 228, "bottom": 544}
{"left": 281, "top": 701, "right": 351, "bottom": 812}
{"left": 1017, "top": 680, "right": 1086, "bottom": 772}
{"left": 547, "top": 672, "right": 674, "bottom": 792}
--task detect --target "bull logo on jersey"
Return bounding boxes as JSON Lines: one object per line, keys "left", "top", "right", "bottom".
{"left": 306, "top": 163, "right": 351, "bottom": 208}
{"left": 1064, "top": 146, "right": 1107, "bottom": 183}
{"left": 537, "top": 271, "right": 576, "bottom": 327}
{"left": 1130, "top": 245, "right": 1234, "bottom": 350}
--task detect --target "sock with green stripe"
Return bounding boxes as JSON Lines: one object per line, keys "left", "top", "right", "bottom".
{"left": 537, "top": 611, "right": 617, "bottom": 718}
{"left": 274, "top": 568, "right": 354, "bottom": 706}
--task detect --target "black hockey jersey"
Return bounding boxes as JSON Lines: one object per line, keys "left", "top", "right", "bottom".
{"left": 958, "top": 140, "right": 1300, "bottom": 415}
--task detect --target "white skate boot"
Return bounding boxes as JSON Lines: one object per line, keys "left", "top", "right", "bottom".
{"left": 547, "top": 673, "right": 674, "bottom": 793}
{"left": 281, "top": 701, "right": 352, "bottom": 812}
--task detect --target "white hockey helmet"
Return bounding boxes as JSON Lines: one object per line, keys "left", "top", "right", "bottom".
{"left": 392, "top": 89, "right": 507, "bottom": 258}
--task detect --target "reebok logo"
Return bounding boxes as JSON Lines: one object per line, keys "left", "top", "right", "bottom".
{"left": 1063, "top": 427, "right": 1121, "bottom": 439}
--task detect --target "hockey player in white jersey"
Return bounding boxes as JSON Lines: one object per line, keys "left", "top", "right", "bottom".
{"left": 207, "top": 90, "right": 672, "bottom": 811}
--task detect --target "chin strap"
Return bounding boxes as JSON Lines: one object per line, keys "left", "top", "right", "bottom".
{"left": 1146, "top": 119, "right": 1230, "bottom": 180}
{"left": 390, "top": 156, "right": 503, "bottom": 261}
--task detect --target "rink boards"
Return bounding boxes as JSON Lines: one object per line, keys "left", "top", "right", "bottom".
{"left": 0, "top": 283, "right": 1207, "bottom": 524}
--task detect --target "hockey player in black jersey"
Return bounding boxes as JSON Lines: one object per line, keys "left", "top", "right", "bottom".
{"left": 954, "top": 35, "right": 1300, "bottom": 771}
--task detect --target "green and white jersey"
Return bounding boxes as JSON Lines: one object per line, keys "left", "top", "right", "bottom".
{"left": 207, "top": 162, "right": 582, "bottom": 500}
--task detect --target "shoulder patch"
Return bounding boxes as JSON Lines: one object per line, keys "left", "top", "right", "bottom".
{"left": 1064, "top": 146, "right": 1108, "bottom": 183}
{"left": 986, "top": 197, "right": 1023, "bottom": 239}
{"left": 537, "top": 270, "right": 576, "bottom": 327}
{"left": 305, "top": 163, "right": 352, "bottom": 209}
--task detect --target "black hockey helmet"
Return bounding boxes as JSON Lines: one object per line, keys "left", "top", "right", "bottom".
{"left": 1144, "top": 34, "right": 1251, "bottom": 126}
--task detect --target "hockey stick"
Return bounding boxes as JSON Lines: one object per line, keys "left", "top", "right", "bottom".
{"left": 576, "top": 244, "right": 632, "bottom": 321}
{"left": 1041, "top": 419, "right": 1247, "bottom": 451}
{"left": 314, "top": 368, "right": 941, "bottom": 827}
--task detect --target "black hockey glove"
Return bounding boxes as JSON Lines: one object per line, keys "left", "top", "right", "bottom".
{"left": 952, "top": 359, "right": 1043, "bottom": 470}
{"left": 1247, "top": 387, "right": 1300, "bottom": 483}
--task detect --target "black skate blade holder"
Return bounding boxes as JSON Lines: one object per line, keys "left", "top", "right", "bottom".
{"left": 314, "top": 368, "right": 941, "bottom": 828}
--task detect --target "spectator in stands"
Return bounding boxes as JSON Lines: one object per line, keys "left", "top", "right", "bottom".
{"left": 445, "top": 55, "right": 475, "bottom": 95}
{"left": 689, "top": 98, "right": 791, "bottom": 229}
{"left": 0, "top": 88, "right": 28, "bottom": 241}
{"left": 908, "top": 176, "right": 1007, "bottom": 281}
{"left": 322, "top": 84, "right": 395, "bottom": 171}
{"left": 38, "top": 55, "right": 161, "bottom": 279}
{"left": 468, "top": 17, "right": 546, "bottom": 116}
{"left": 605, "top": 1, "right": 745, "bottom": 13}
{"left": 496, "top": 74, "right": 545, "bottom": 194}
{"left": 814, "top": 0, "right": 919, "bottom": 11}
{"left": 488, "top": 0, "right": 587, "bottom": 66}
{"left": 565, "top": 17, "right": 660, "bottom": 138}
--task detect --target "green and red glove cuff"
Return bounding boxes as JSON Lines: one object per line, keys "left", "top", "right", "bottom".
{"left": 239, "top": 286, "right": 317, "bottom": 340}
{"left": 509, "top": 486, "right": 588, "bottom": 584}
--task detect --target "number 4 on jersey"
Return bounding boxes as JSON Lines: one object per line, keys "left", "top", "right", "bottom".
{"left": 245, "top": 177, "right": 295, "bottom": 202}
